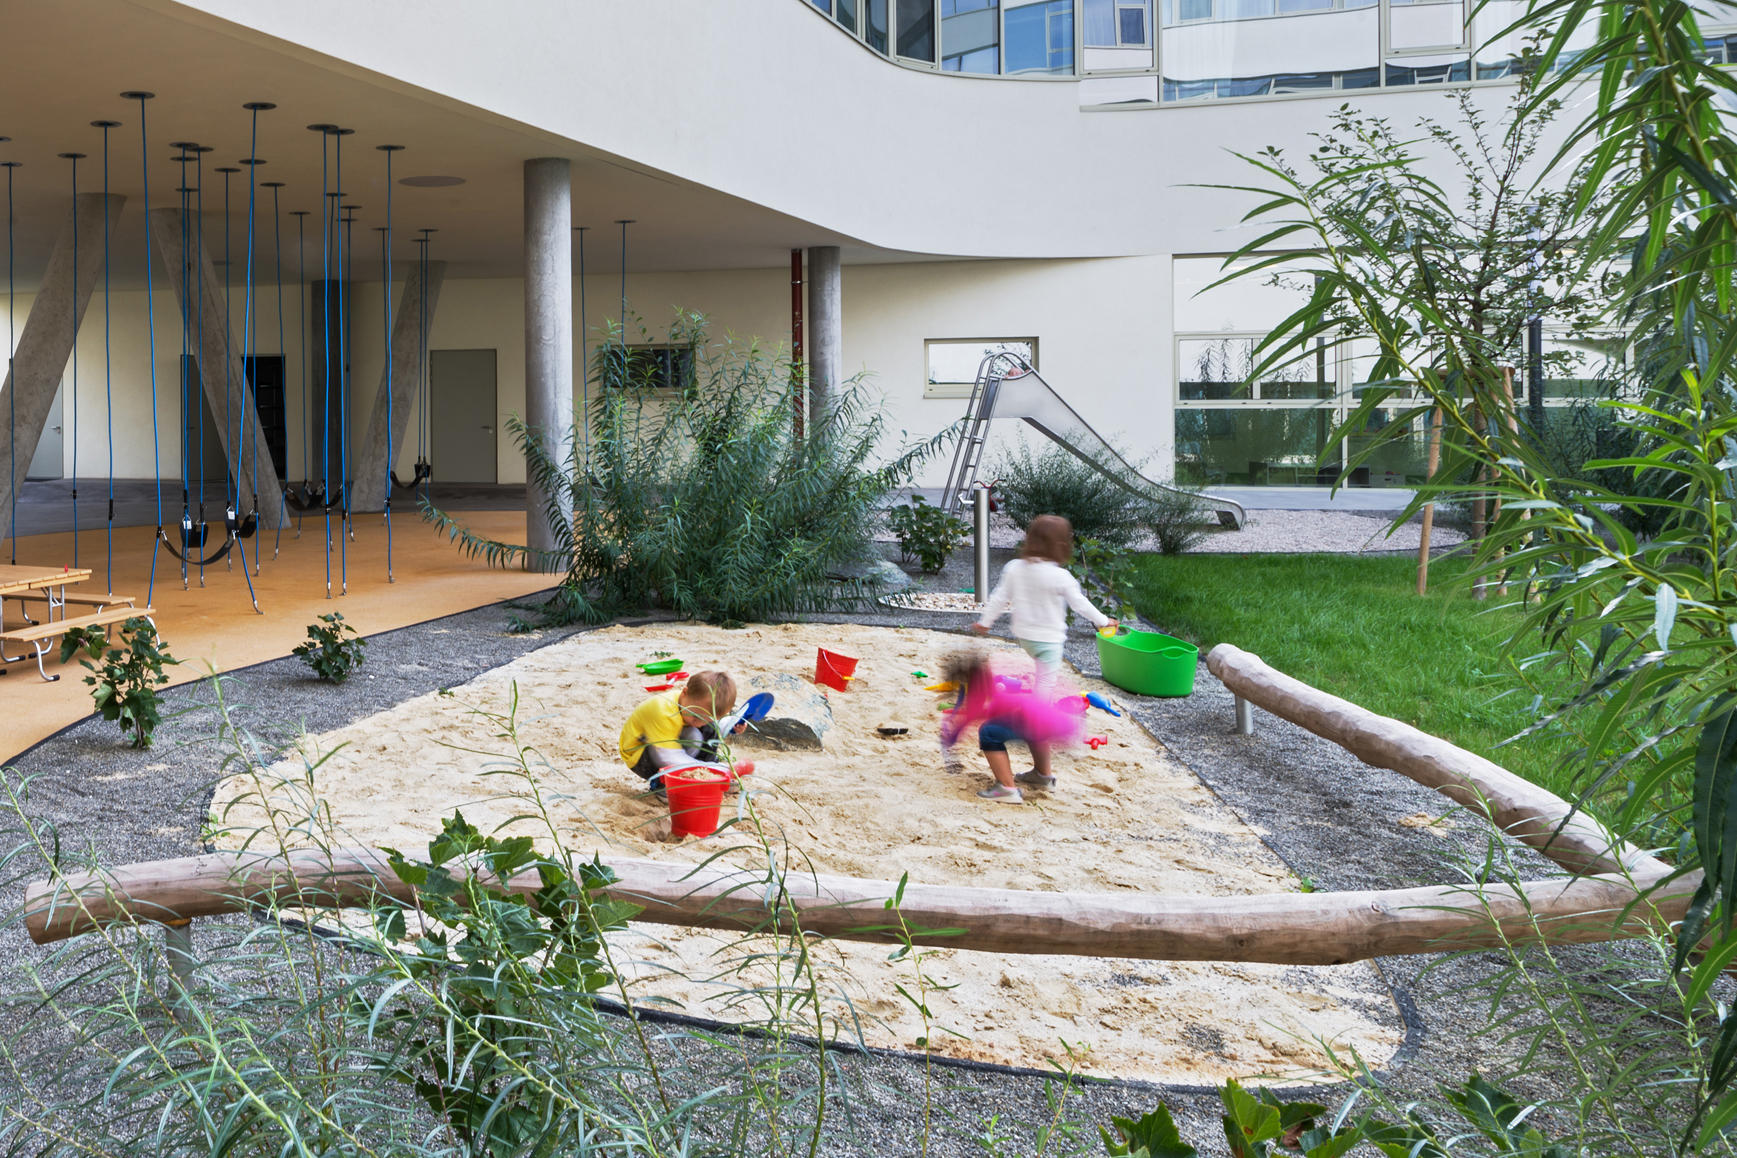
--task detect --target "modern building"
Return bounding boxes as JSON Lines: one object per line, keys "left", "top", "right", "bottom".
{"left": 0, "top": 0, "right": 1680, "bottom": 540}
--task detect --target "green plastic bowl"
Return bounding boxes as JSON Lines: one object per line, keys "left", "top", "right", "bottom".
{"left": 1096, "top": 629, "right": 1199, "bottom": 697}
{"left": 637, "top": 658, "right": 684, "bottom": 675}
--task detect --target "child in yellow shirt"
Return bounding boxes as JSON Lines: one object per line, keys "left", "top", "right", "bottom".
{"left": 618, "top": 670, "right": 744, "bottom": 797}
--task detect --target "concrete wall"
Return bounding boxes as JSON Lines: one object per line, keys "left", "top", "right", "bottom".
{"left": 10, "top": 253, "right": 1175, "bottom": 488}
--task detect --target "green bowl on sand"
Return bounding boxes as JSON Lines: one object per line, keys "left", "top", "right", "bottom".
{"left": 637, "top": 659, "right": 684, "bottom": 675}
{"left": 1096, "top": 629, "right": 1198, "bottom": 697}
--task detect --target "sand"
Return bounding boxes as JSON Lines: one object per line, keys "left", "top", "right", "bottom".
{"left": 214, "top": 622, "right": 1404, "bottom": 1084}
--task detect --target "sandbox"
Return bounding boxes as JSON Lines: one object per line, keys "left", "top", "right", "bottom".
{"left": 213, "top": 622, "right": 1406, "bottom": 1083}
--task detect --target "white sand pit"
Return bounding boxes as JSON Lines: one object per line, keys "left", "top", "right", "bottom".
{"left": 216, "top": 622, "right": 1404, "bottom": 1084}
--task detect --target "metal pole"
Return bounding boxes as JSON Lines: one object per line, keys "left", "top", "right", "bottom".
{"left": 973, "top": 485, "right": 990, "bottom": 605}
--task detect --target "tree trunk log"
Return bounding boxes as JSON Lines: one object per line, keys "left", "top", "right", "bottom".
{"left": 24, "top": 845, "right": 1688, "bottom": 963}
{"left": 1205, "top": 643, "right": 1668, "bottom": 878}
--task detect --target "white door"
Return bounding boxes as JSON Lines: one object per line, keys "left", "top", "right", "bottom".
{"left": 26, "top": 384, "right": 63, "bottom": 479}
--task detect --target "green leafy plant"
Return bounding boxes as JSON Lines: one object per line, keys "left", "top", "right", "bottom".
{"left": 292, "top": 611, "right": 367, "bottom": 684}
{"left": 1105, "top": 1075, "right": 1571, "bottom": 1158}
{"left": 426, "top": 315, "right": 947, "bottom": 627}
{"left": 1071, "top": 538, "right": 1139, "bottom": 625}
{"left": 370, "top": 813, "right": 641, "bottom": 1155}
{"left": 888, "top": 493, "right": 969, "bottom": 573}
{"left": 1210, "top": 10, "right": 1737, "bottom": 1146}
{"left": 994, "top": 441, "right": 1148, "bottom": 548}
{"left": 57, "top": 617, "right": 179, "bottom": 749}
{"left": 1142, "top": 488, "right": 1208, "bottom": 556}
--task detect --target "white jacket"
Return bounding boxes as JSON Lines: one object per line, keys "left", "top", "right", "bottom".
{"left": 977, "top": 558, "right": 1110, "bottom": 643}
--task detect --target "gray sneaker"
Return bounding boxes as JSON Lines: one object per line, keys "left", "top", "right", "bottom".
{"left": 1015, "top": 771, "right": 1057, "bottom": 790}
{"left": 977, "top": 783, "right": 1024, "bottom": 804}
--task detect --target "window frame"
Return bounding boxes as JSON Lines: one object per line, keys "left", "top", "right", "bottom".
{"left": 924, "top": 336, "right": 1040, "bottom": 399}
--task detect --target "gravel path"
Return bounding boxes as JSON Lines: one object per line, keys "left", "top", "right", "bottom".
{"left": 878, "top": 508, "right": 1467, "bottom": 556}
{"left": 0, "top": 540, "right": 1591, "bottom": 1157}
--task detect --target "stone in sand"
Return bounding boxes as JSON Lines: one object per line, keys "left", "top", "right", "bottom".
{"left": 732, "top": 672, "right": 832, "bottom": 751}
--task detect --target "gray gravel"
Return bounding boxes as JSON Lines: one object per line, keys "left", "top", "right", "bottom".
{"left": 0, "top": 546, "right": 1619, "bottom": 1156}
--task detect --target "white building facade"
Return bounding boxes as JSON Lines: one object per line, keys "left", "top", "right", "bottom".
{"left": 3, "top": 0, "right": 1712, "bottom": 507}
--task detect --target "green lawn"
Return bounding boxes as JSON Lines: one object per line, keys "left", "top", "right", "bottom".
{"left": 1127, "top": 553, "right": 1580, "bottom": 801}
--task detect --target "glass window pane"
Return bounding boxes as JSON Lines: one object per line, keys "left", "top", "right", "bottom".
{"left": 1174, "top": 407, "right": 1337, "bottom": 485}
{"left": 837, "top": 0, "right": 859, "bottom": 33}
{"left": 1118, "top": 5, "right": 1148, "bottom": 42}
{"left": 898, "top": 0, "right": 937, "bottom": 59}
{"left": 1161, "top": 0, "right": 1377, "bottom": 101}
{"left": 1343, "top": 410, "right": 1430, "bottom": 486}
{"left": 942, "top": 0, "right": 999, "bottom": 70}
{"left": 1006, "top": 0, "right": 1074, "bottom": 72}
{"left": 926, "top": 339, "right": 1037, "bottom": 398}
{"left": 866, "top": 0, "right": 891, "bottom": 51}
{"left": 1178, "top": 338, "right": 1255, "bottom": 399}
{"left": 809, "top": 0, "right": 832, "bottom": 12}
{"left": 1083, "top": 0, "right": 1118, "bottom": 42}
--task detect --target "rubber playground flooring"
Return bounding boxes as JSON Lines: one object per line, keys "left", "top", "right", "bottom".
{"left": 0, "top": 510, "right": 555, "bottom": 762}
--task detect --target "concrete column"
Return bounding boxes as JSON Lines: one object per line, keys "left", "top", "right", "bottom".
{"left": 806, "top": 245, "right": 841, "bottom": 432}
{"left": 522, "top": 158, "right": 573, "bottom": 570}
{"left": 147, "top": 208, "right": 289, "bottom": 530}
{"left": 0, "top": 193, "right": 126, "bottom": 538}
{"left": 353, "top": 261, "right": 446, "bottom": 512}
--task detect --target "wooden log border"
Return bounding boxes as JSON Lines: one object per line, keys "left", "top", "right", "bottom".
{"left": 19, "top": 645, "right": 1686, "bottom": 964}
{"left": 24, "top": 845, "right": 1689, "bottom": 964}
{"left": 1205, "top": 643, "right": 1670, "bottom": 879}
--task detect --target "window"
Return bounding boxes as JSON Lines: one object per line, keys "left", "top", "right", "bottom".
{"left": 1006, "top": 0, "right": 1074, "bottom": 72}
{"left": 597, "top": 344, "right": 696, "bottom": 393}
{"left": 897, "top": 0, "right": 937, "bottom": 59}
{"left": 836, "top": 0, "right": 859, "bottom": 33}
{"left": 943, "top": 0, "right": 1000, "bottom": 72}
{"left": 925, "top": 337, "right": 1037, "bottom": 399}
{"left": 866, "top": 0, "right": 890, "bottom": 51}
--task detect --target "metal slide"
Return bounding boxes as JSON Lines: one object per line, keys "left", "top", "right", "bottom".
{"left": 940, "top": 351, "right": 1246, "bottom": 529}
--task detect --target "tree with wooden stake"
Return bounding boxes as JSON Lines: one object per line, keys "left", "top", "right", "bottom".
{"left": 1214, "top": 10, "right": 1737, "bottom": 1149}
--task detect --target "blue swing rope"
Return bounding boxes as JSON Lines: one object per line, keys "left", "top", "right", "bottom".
{"left": 316, "top": 127, "right": 333, "bottom": 599}
{"left": 172, "top": 145, "right": 192, "bottom": 587}
{"left": 240, "top": 103, "right": 274, "bottom": 576}
{"left": 121, "top": 92, "right": 162, "bottom": 607}
{"left": 94, "top": 120, "right": 120, "bottom": 594}
{"left": 4, "top": 153, "right": 17, "bottom": 567}
{"left": 338, "top": 192, "right": 355, "bottom": 597}
{"left": 417, "top": 229, "right": 434, "bottom": 504}
{"left": 60, "top": 152, "right": 84, "bottom": 568}
{"left": 195, "top": 147, "right": 208, "bottom": 587}
{"left": 217, "top": 163, "right": 236, "bottom": 575}
{"left": 265, "top": 179, "right": 286, "bottom": 554}
{"left": 577, "top": 224, "right": 589, "bottom": 475}
{"left": 291, "top": 207, "right": 308, "bottom": 534}
{"left": 378, "top": 143, "right": 401, "bottom": 583}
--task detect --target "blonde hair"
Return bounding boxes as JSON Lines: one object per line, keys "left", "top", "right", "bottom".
{"left": 1021, "top": 514, "right": 1074, "bottom": 566}
{"left": 681, "top": 670, "right": 738, "bottom": 719}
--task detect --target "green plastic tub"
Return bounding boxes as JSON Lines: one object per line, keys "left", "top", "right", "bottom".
{"left": 637, "top": 658, "right": 684, "bottom": 675}
{"left": 1096, "top": 629, "right": 1199, "bottom": 697}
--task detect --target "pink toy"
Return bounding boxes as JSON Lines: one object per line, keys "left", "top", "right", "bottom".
{"left": 1086, "top": 735, "right": 1109, "bottom": 750}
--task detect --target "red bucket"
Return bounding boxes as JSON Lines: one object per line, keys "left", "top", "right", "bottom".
{"left": 664, "top": 765, "right": 731, "bottom": 838}
{"left": 815, "top": 647, "right": 859, "bottom": 692}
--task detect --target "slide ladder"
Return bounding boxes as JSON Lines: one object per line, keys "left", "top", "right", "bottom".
{"left": 940, "top": 351, "right": 1245, "bottom": 529}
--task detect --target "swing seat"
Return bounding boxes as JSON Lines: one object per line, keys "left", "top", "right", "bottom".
{"left": 181, "top": 519, "right": 208, "bottom": 551}
{"left": 391, "top": 460, "right": 432, "bottom": 491}
{"left": 227, "top": 507, "right": 258, "bottom": 539}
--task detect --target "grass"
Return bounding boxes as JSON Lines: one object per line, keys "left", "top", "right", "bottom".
{"left": 1126, "top": 552, "right": 1582, "bottom": 803}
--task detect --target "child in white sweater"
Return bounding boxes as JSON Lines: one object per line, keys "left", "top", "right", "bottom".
{"left": 973, "top": 514, "right": 1116, "bottom": 687}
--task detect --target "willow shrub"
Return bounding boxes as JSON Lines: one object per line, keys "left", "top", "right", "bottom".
{"left": 1209, "top": 31, "right": 1737, "bottom": 1154}
{"left": 427, "top": 320, "right": 946, "bottom": 627}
